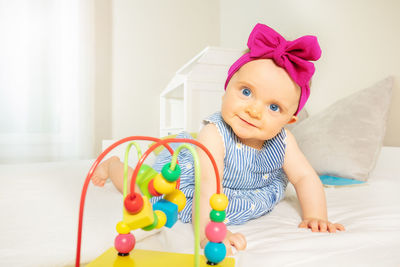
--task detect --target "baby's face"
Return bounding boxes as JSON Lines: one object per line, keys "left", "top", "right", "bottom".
{"left": 221, "top": 59, "right": 300, "bottom": 149}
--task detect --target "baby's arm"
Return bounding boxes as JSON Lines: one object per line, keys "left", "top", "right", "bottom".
{"left": 195, "top": 124, "right": 247, "bottom": 255}
{"left": 283, "top": 130, "right": 345, "bottom": 232}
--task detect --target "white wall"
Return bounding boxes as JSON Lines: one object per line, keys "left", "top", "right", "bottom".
{"left": 111, "top": 0, "right": 219, "bottom": 139}
{"left": 219, "top": 0, "right": 400, "bottom": 146}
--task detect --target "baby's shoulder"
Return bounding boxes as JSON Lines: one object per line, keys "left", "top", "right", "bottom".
{"left": 197, "top": 123, "right": 225, "bottom": 161}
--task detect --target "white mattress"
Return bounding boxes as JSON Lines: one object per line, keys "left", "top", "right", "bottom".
{"left": 1, "top": 147, "right": 400, "bottom": 267}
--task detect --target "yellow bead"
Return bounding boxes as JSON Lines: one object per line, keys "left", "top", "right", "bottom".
{"left": 154, "top": 210, "right": 167, "bottom": 229}
{"left": 164, "top": 189, "right": 186, "bottom": 212}
{"left": 116, "top": 221, "right": 131, "bottom": 234}
{"left": 153, "top": 173, "right": 176, "bottom": 195}
{"left": 209, "top": 193, "right": 228, "bottom": 211}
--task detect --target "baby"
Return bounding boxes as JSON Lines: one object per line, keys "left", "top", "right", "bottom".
{"left": 92, "top": 23, "right": 345, "bottom": 255}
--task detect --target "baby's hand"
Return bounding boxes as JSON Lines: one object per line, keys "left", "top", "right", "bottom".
{"left": 200, "top": 230, "right": 246, "bottom": 256}
{"left": 224, "top": 230, "right": 247, "bottom": 255}
{"left": 299, "top": 218, "right": 345, "bottom": 233}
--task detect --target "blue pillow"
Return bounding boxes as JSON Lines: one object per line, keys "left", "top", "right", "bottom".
{"left": 319, "top": 175, "right": 366, "bottom": 187}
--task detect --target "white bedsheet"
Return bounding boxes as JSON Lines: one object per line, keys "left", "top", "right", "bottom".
{"left": 1, "top": 147, "right": 400, "bottom": 267}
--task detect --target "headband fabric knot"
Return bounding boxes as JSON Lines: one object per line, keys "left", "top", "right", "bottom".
{"left": 224, "top": 23, "right": 322, "bottom": 115}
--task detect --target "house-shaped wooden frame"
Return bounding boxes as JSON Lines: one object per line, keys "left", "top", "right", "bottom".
{"left": 159, "top": 46, "right": 242, "bottom": 136}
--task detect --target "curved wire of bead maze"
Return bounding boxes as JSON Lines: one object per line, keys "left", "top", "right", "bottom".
{"left": 75, "top": 136, "right": 229, "bottom": 267}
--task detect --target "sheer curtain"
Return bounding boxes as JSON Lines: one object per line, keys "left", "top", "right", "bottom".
{"left": 0, "top": 0, "right": 94, "bottom": 163}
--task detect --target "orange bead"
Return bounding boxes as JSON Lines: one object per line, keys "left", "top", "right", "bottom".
{"left": 153, "top": 173, "right": 176, "bottom": 195}
{"left": 209, "top": 193, "right": 228, "bottom": 211}
{"left": 164, "top": 189, "right": 186, "bottom": 212}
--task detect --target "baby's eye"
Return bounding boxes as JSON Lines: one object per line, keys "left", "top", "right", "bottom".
{"left": 269, "top": 104, "right": 280, "bottom": 112}
{"left": 241, "top": 88, "right": 252, "bottom": 97}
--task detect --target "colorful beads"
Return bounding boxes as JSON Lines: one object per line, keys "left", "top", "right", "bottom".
{"left": 206, "top": 193, "right": 228, "bottom": 264}
{"left": 164, "top": 189, "right": 186, "bottom": 212}
{"left": 142, "top": 211, "right": 158, "bottom": 231}
{"left": 136, "top": 165, "right": 158, "bottom": 199}
{"left": 209, "top": 209, "right": 226, "bottom": 223}
{"left": 210, "top": 193, "right": 228, "bottom": 211}
{"left": 153, "top": 199, "right": 178, "bottom": 228}
{"left": 124, "top": 192, "right": 144, "bottom": 214}
{"left": 123, "top": 196, "right": 154, "bottom": 230}
{"left": 154, "top": 210, "right": 167, "bottom": 229}
{"left": 136, "top": 164, "right": 152, "bottom": 184}
{"left": 153, "top": 173, "right": 177, "bottom": 195}
{"left": 161, "top": 163, "right": 181, "bottom": 182}
{"left": 204, "top": 241, "right": 226, "bottom": 264}
{"left": 116, "top": 221, "right": 130, "bottom": 234}
{"left": 114, "top": 233, "right": 135, "bottom": 255}
{"left": 148, "top": 179, "right": 162, "bottom": 197}
{"left": 205, "top": 222, "right": 227, "bottom": 243}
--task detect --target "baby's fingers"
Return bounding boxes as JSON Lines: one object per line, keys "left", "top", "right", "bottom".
{"left": 327, "top": 222, "right": 337, "bottom": 233}
{"left": 327, "top": 222, "right": 346, "bottom": 233}
{"left": 228, "top": 233, "right": 247, "bottom": 250}
{"left": 309, "top": 220, "right": 319, "bottom": 232}
{"left": 319, "top": 221, "right": 328, "bottom": 232}
{"left": 332, "top": 223, "right": 345, "bottom": 232}
{"left": 298, "top": 221, "right": 307, "bottom": 228}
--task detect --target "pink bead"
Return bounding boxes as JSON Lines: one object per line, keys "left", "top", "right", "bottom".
{"left": 114, "top": 233, "right": 136, "bottom": 254}
{"left": 205, "top": 222, "right": 227, "bottom": 243}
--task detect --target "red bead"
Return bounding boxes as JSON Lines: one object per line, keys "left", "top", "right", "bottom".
{"left": 205, "top": 222, "right": 227, "bottom": 243}
{"left": 124, "top": 192, "right": 144, "bottom": 214}
{"left": 114, "top": 233, "right": 135, "bottom": 254}
{"left": 148, "top": 179, "right": 162, "bottom": 196}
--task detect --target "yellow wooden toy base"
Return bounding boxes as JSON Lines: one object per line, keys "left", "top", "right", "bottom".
{"left": 87, "top": 247, "right": 235, "bottom": 267}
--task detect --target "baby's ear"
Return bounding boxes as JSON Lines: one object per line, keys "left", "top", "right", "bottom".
{"left": 287, "top": 116, "right": 298, "bottom": 124}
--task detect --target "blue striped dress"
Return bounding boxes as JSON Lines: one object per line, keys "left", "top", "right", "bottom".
{"left": 151, "top": 112, "right": 288, "bottom": 225}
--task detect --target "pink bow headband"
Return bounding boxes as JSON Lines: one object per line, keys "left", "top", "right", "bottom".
{"left": 224, "top": 23, "right": 322, "bottom": 115}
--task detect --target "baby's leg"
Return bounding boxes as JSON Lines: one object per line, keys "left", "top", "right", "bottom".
{"left": 91, "top": 156, "right": 138, "bottom": 194}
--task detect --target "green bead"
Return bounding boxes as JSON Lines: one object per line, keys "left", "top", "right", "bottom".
{"left": 209, "top": 209, "right": 226, "bottom": 222}
{"left": 142, "top": 212, "right": 158, "bottom": 231}
{"left": 136, "top": 164, "right": 158, "bottom": 199}
{"left": 161, "top": 163, "right": 181, "bottom": 182}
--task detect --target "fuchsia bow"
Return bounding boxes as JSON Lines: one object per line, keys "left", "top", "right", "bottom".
{"left": 224, "top": 23, "right": 322, "bottom": 115}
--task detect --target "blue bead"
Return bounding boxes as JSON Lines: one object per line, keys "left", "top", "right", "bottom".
{"left": 204, "top": 241, "right": 226, "bottom": 264}
{"left": 152, "top": 199, "right": 178, "bottom": 228}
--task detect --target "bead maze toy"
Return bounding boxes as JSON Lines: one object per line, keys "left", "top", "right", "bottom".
{"left": 75, "top": 136, "right": 235, "bottom": 267}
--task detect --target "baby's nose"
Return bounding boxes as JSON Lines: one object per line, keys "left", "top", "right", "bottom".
{"left": 245, "top": 105, "right": 262, "bottom": 119}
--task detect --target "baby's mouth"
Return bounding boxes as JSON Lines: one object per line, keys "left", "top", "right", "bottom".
{"left": 239, "top": 117, "right": 257, "bottom": 128}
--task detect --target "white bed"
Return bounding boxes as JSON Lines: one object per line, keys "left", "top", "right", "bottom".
{"left": 1, "top": 146, "right": 400, "bottom": 267}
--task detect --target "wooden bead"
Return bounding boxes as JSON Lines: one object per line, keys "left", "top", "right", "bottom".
{"left": 209, "top": 209, "right": 226, "bottom": 223}
{"left": 205, "top": 222, "right": 227, "bottom": 243}
{"left": 114, "top": 233, "right": 135, "bottom": 254}
{"left": 124, "top": 192, "right": 144, "bottom": 214}
{"left": 153, "top": 173, "right": 176, "bottom": 195}
{"left": 116, "top": 221, "right": 130, "bottom": 234}
{"left": 148, "top": 179, "right": 162, "bottom": 197}
{"left": 204, "top": 241, "right": 226, "bottom": 264}
{"left": 142, "top": 212, "right": 158, "bottom": 231}
{"left": 154, "top": 210, "right": 167, "bottom": 229}
{"left": 209, "top": 193, "right": 228, "bottom": 211}
{"left": 164, "top": 189, "right": 186, "bottom": 212}
{"left": 161, "top": 162, "right": 181, "bottom": 182}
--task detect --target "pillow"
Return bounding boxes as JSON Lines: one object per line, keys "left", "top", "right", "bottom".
{"left": 291, "top": 77, "right": 393, "bottom": 181}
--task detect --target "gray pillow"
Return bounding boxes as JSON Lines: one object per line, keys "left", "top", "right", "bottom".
{"left": 291, "top": 77, "right": 393, "bottom": 181}
{"left": 285, "top": 109, "right": 309, "bottom": 131}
